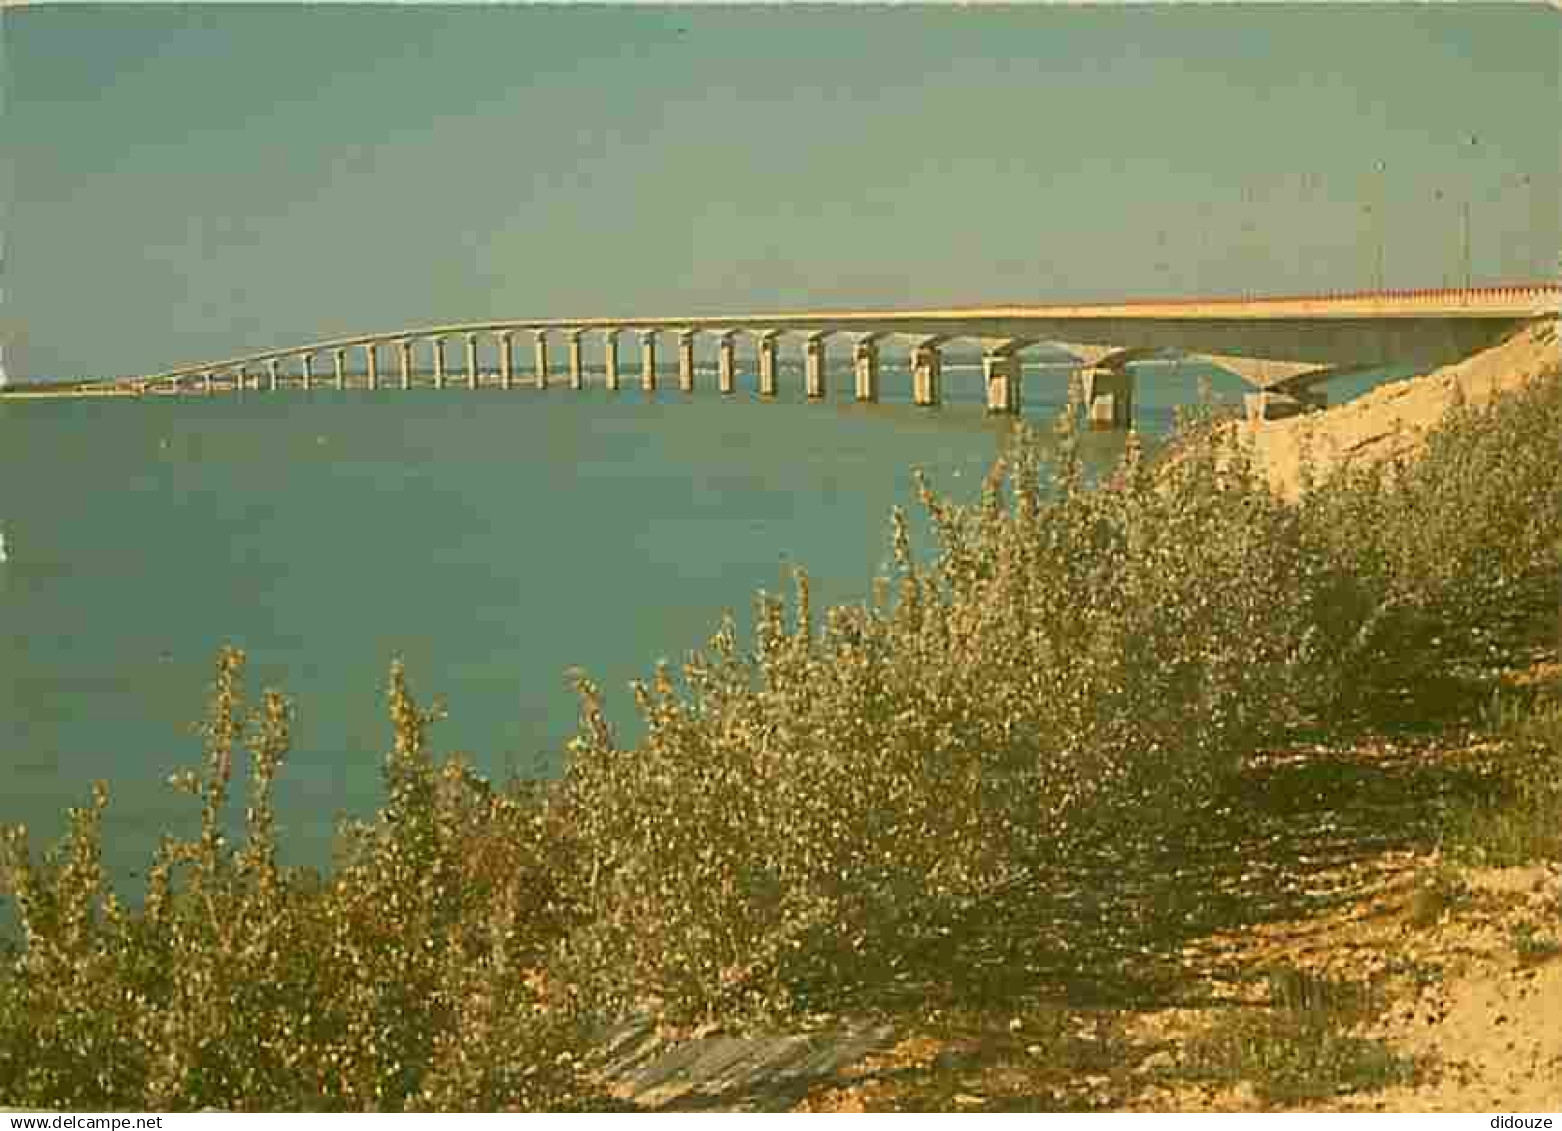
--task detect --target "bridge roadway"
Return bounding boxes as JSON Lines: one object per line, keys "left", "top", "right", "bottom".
{"left": 125, "top": 283, "right": 1560, "bottom": 427}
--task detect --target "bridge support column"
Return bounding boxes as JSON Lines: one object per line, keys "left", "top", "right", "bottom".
{"left": 983, "top": 348, "right": 1021, "bottom": 415}
{"left": 854, "top": 337, "right": 881, "bottom": 403}
{"left": 640, "top": 331, "right": 658, "bottom": 392}
{"left": 1082, "top": 366, "right": 1134, "bottom": 430}
{"left": 717, "top": 332, "right": 737, "bottom": 395}
{"left": 302, "top": 354, "right": 314, "bottom": 391}
{"left": 265, "top": 358, "right": 279, "bottom": 393}
{"left": 497, "top": 333, "right": 513, "bottom": 390}
{"left": 805, "top": 333, "right": 827, "bottom": 399}
{"left": 757, "top": 333, "right": 779, "bottom": 398}
{"left": 465, "top": 334, "right": 479, "bottom": 390}
{"left": 333, "top": 349, "right": 346, "bottom": 390}
{"left": 534, "top": 331, "right": 551, "bottom": 390}
{"left": 912, "top": 341, "right": 943, "bottom": 407}
{"left": 604, "top": 330, "right": 621, "bottom": 391}
{"left": 568, "top": 330, "right": 585, "bottom": 390}
{"left": 202, "top": 372, "right": 214, "bottom": 396}
{"left": 433, "top": 337, "right": 446, "bottom": 390}
{"left": 396, "top": 341, "right": 412, "bottom": 390}
{"left": 1244, "top": 388, "right": 1327, "bottom": 422}
{"left": 678, "top": 331, "right": 696, "bottom": 393}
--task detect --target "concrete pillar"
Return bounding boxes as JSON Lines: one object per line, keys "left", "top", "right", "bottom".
{"left": 1244, "top": 388, "right": 1327, "bottom": 423}
{"left": 302, "top": 354, "right": 314, "bottom": 391}
{"left": 568, "top": 330, "right": 585, "bottom": 390}
{"left": 266, "top": 358, "right": 280, "bottom": 392}
{"left": 369, "top": 343, "right": 384, "bottom": 390}
{"left": 465, "top": 334, "right": 479, "bottom": 390}
{"left": 432, "top": 337, "right": 446, "bottom": 390}
{"left": 1082, "top": 366, "right": 1135, "bottom": 430}
{"left": 678, "top": 331, "right": 696, "bottom": 393}
{"left": 805, "top": 333, "right": 827, "bottom": 400}
{"left": 394, "top": 341, "right": 409, "bottom": 390}
{"left": 757, "top": 333, "right": 779, "bottom": 398}
{"left": 912, "top": 341, "right": 943, "bottom": 407}
{"left": 983, "top": 348, "right": 1021, "bottom": 415}
{"left": 717, "top": 333, "right": 737, "bottom": 395}
{"left": 333, "top": 349, "right": 346, "bottom": 390}
{"left": 534, "top": 331, "right": 551, "bottom": 390}
{"left": 202, "top": 371, "right": 214, "bottom": 396}
{"left": 498, "top": 333, "right": 514, "bottom": 390}
{"left": 854, "top": 338, "right": 881, "bottom": 403}
{"left": 640, "top": 331, "right": 659, "bottom": 392}
{"left": 604, "top": 330, "right": 621, "bottom": 391}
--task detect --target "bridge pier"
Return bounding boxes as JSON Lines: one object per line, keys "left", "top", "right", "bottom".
{"left": 302, "top": 354, "right": 314, "bottom": 391}
{"left": 535, "top": 331, "right": 551, "bottom": 390}
{"left": 911, "top": 341, "right": 943, "bottom": 407}
{"left": 678, "top": 331, "right": 696, "bottom": 393}
{"left": 498, "top": 332, "right": 514, "bottom": 390}
{"left": 202, "top": 371, "right": 214, "bottom": 396}
{"left": 757, "top": 332, "right": 779, "bottom": 398}
{"left": 717, "top": 332, "right": 737, "bottom": 395}
{"left": 394, "top": 341, "right": 410, "bottom": 390}
{"left": 1082, "top": 366, "right": 1134, "bottom": 430}
{"left": 568, "top": 330, "right": 585, "bottom": 390}
{"left": 458, "top": 334, "right": 473, "bottom": 389}
{"left": 854, "top": 337, "right": 881, "bottom": 402}
{"left": 983, "top": 347, "right": 1022, "bottom": 415}
{"left": 433, "top": 337, "right": 447, "bottom": 390}
{"left": 365, "top": 343, "right": 380, "bottom": 390}
{"left": 1244, "top": 388, "right": 1327, "bottom": 422}
{"left": 640, "top": 331, "right": 658, "bottom": 392}
{"left": 264, "top": 358, "right": 278, "bottom": 393}
{"left": 604, "top": 330, "right": 621, "bottom": 391}
{"left": 805, "top": 333, "right": 828, "bottom": 400}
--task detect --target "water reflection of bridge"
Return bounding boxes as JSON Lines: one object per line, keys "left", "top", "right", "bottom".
{"left": 121, "top": 284, "right": 1561, "bottom": 428}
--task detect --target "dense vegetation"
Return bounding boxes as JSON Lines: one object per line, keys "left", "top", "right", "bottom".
{"left": 2, "top": 336, "right": 1558, "bottom": 1110}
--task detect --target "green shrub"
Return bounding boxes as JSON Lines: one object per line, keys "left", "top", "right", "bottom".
{"left": 0, "top": 649, "right": 592, "bottom": 1111}
{"left": 554, "top": 391, "right": 1331, "bottom": 1024}
{"left": 1294, "top": 354, "right": 1561, "bottom": 704}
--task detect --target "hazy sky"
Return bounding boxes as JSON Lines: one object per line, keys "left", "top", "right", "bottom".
{"left": 2, "top": 2, "right": 1558, "bottom": 379}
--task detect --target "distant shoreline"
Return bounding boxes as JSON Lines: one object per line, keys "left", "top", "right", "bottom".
{"left": 0, "top": 386, "right": 140, "bottom": 400}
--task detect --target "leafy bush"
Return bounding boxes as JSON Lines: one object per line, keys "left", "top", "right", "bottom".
{"left": 0, "top": 650, "right": 592, "bottom": 1111}
{"left": 1293, "top": 348, "right": 1561, "bottom": 704}
{"left": 554, "top": 391, "right": 1332, "bottom": 1024}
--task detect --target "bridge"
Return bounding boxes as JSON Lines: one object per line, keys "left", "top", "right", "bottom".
{"left": 116, "top": 283, "right": 1560, "bottom": 427}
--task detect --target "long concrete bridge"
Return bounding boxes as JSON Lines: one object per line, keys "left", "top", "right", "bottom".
{"left": 121, "top": 283, "right": 1559, "bottom": 427}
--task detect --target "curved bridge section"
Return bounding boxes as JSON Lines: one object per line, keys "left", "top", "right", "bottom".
{"left": 127, "top": 283, "right": 1560, "bottom": 427}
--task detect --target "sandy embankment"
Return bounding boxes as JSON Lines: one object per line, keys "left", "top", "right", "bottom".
{"left": 1215, "top": 319, "right": 1560, "bottom": 502}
